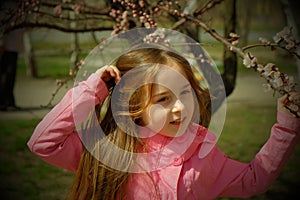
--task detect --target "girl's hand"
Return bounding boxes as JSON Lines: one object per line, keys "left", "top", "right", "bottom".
{"left": 277, "top": 92, "right": 300, "bottom": 117}
{"left": 96, "top": 65, "right": 121, "bottom": 87}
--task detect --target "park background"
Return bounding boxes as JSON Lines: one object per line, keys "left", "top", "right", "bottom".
{"left": 0, "top": 0, "right": 300, "bottom": 199}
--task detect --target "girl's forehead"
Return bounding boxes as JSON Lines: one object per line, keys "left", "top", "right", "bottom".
{"left": 153, "top": 62, "right": 189, "bottom": 91}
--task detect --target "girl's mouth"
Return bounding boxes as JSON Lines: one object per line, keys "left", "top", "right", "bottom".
{"left": 170, "top": 118, "right": 185, "bottom": 126}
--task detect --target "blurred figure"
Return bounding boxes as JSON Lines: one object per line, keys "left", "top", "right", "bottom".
{"left": 0, "top": 29, "right": 24, "bottom": 111}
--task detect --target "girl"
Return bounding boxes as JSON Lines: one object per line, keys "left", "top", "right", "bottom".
{"left": 28, "top": 47, "right": 300, "bottom": 200}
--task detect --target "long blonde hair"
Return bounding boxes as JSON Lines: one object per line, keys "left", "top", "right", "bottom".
{"left": 66, "top": 47, "right": 211, "bottom": 200}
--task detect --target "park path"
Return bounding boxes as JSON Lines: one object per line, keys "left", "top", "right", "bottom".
{"left": 0, "top": 71, "right": 296, "bottom": 120}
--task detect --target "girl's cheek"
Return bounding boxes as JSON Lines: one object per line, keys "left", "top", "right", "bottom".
{"left": 182, "top": 94, "right": 195, "bottom": 114}
{"left": 145, "top": 104, "right": 167, "bottom": 133}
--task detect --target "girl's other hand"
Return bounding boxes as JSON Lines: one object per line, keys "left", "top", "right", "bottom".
{"left": 96, "top": 65, "right": 121, "bottom": 87}
{"left": 278, "top": 92, "right": 300, "bottom": 117}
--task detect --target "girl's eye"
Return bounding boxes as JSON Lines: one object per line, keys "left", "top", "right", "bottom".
{"left": 181, "top": 89, "right": 191, "bottom": 95}
{"left": 157, "top": 97, "right": 169, "bottom": 103}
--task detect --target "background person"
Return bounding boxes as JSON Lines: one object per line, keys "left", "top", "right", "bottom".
{"left": 0, "top": 28, "right": 24, "bottom": 111}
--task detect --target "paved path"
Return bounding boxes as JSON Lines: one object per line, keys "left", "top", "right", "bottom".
{"left": 0, "top": 76, "right": 72, "bottom": 120}
{"left": 0, "top": 71, "right": 298, "bottom": 120}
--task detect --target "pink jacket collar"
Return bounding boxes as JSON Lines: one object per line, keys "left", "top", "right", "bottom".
{"left": 134, "top": 123, "right": 217, "bottom": 172}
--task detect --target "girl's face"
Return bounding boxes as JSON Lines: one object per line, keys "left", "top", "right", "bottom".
{"left": 141, "top": 61, "right": 195, "bottom": 137}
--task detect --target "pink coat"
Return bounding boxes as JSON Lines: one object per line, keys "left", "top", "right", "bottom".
{"left": 28, "top": 73, "right": 300, "bottom": 199}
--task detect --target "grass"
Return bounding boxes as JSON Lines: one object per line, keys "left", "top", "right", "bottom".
{"left": 18, "top": 41, "right": 298, "bottom": 82}
{"left": 0, "top": 120, "right": 74, "bottom": 200}
{"left": 17, "top": 52, "right": 87, "bottom": 79}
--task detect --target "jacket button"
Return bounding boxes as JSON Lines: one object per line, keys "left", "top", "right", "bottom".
{"left": 173, "top": 157, "right": 183, "bottom": 166}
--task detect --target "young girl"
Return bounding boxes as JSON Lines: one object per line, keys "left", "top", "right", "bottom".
{"left": 28, "top": 47, "right": 300, "bottom": 200}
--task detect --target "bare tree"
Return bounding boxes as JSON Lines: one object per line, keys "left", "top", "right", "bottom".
{"left": 23, "top": 30, "right": 38, "bottom": 77}
{"left": 1, "top": 0, "right": 114, "bottom": 33}
{"left": 222, "top": 0, "right": 237, "bottom": 96}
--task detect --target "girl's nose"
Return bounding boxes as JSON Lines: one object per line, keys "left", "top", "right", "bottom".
{"left": 171, "top": 99, "right": 184, "bottom": 113}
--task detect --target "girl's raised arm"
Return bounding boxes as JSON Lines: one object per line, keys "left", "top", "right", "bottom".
{"left": 213, "top": 93, "right": 300, "bottom": 198}
{"left": 27, "top": 69, "right": 114, "bottom": 172}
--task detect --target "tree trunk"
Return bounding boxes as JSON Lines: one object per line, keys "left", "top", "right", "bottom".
{"left": 182, "top": 0, "right": 200, "bottom": 43}
{"left": 222, "top": 0, "right": 237, "bottom": 96}
{"left": 69, "top": 10, "right": 79, "bottom": 74}
{"left": 238, "top": 1, "right": 251, "bottom": 46}
{"left": 280, "top": 0, "right": 300, "bottom": 79}
{"left": 70, "top": 33, "right": 79, "bottom": 73}
{"left": 23, "top": 30, "right": 38, "bottom": 78}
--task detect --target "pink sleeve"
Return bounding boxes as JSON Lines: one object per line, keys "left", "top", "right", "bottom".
{"left": 27, "top": 73, "right": 109, "bottom": 173}
{"left": 215, "top": 112, "right": 300, "bottom": 198}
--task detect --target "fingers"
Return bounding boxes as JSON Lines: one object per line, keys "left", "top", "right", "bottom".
{"left": 277, "top": 94, "right": 289, "bottom": 114}
{"left": 288, "top": 92, "right": 300, "bottom": 103}
{"left": 278, "top": 92, "right": 300, "bottom": 117}
{"left": 100, "top": 65, "right": 121, "bottom": 84}
{"left": 106, "top": 65, "right": 121, "bottom": 84}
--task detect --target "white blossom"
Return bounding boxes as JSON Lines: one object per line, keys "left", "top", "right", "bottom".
{"left": 232, "top": 40, "right": 238, "bottom": 45}
{"left": 273, "top": 26, "right": 291, "bottom": 43}
{"left": 229, "top": 32, "right": 239, "bottom": 45}
{"left": 284, "top": 85, "right": 293, "bottom": 92}
{"left": 260, "top": 63, "right": 275, "bottom": 77}
{"left": 273, "top": 71, "right": 281, "bottom": 79}
{"left": 264, "top": 63, "right": 274, "bottom": 72}
{"left": 285, "top": 39, "right": 296, "bottom": 50}
{"left": 122, "top": 11, "right": 129, "bottom": 19}
{"left": 273, "top": 35, "right": 281, "bottom": 43}
{"left": 281, "top": 26, "right": 291, "bottom": 36}
{"left": 243, "top": 55, "right": 257, "bottom": 68}
{"left": 273, "top": 77, "right": 283, "bottom": 88}
{"left": 259, "top": 37, "right": 270, "bottom": 45}
{"left": 144, "top": 22, "right": 151, "bottom": 28}
{"left": 257, "top": 64, "right": 264, "bottom": 72}
{"left": 262, "top": 83, "right": 271, "bottom": 92}
{"left": 229, "top": 32, "right": 239, "bottom": 38}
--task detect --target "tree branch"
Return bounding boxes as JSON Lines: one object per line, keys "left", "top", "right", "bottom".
{"left": 242, "top": 43, "right": 300, "bottom": 59}
{"left": 194, "top": 0, "right": 225, "bottom": 16}
{"left": 12, "top": 22, "right": 113, "bottom": 33}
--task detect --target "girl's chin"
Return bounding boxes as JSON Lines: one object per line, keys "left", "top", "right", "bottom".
{"left": 159, "top": 127, "right": 188, "bottom": 138}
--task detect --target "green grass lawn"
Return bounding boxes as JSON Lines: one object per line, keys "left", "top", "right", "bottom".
{"left": 0, "top": 119, "right": 74, "bottom": 200}
{"left": 18, "top": 41, "right": 298, "bottom": 81}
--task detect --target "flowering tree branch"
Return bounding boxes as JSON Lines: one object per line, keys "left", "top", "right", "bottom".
{"left": 4, "top": 0, "right": 299, "bottom": 116}
{"left": 109, "top": 0, "right": 300, "bottom": 117}
{"left": 189, "top": 17, "right": 300, "bottom": 116}
{"left": 242, "top": 40, "right": 300, "bottom": 60}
